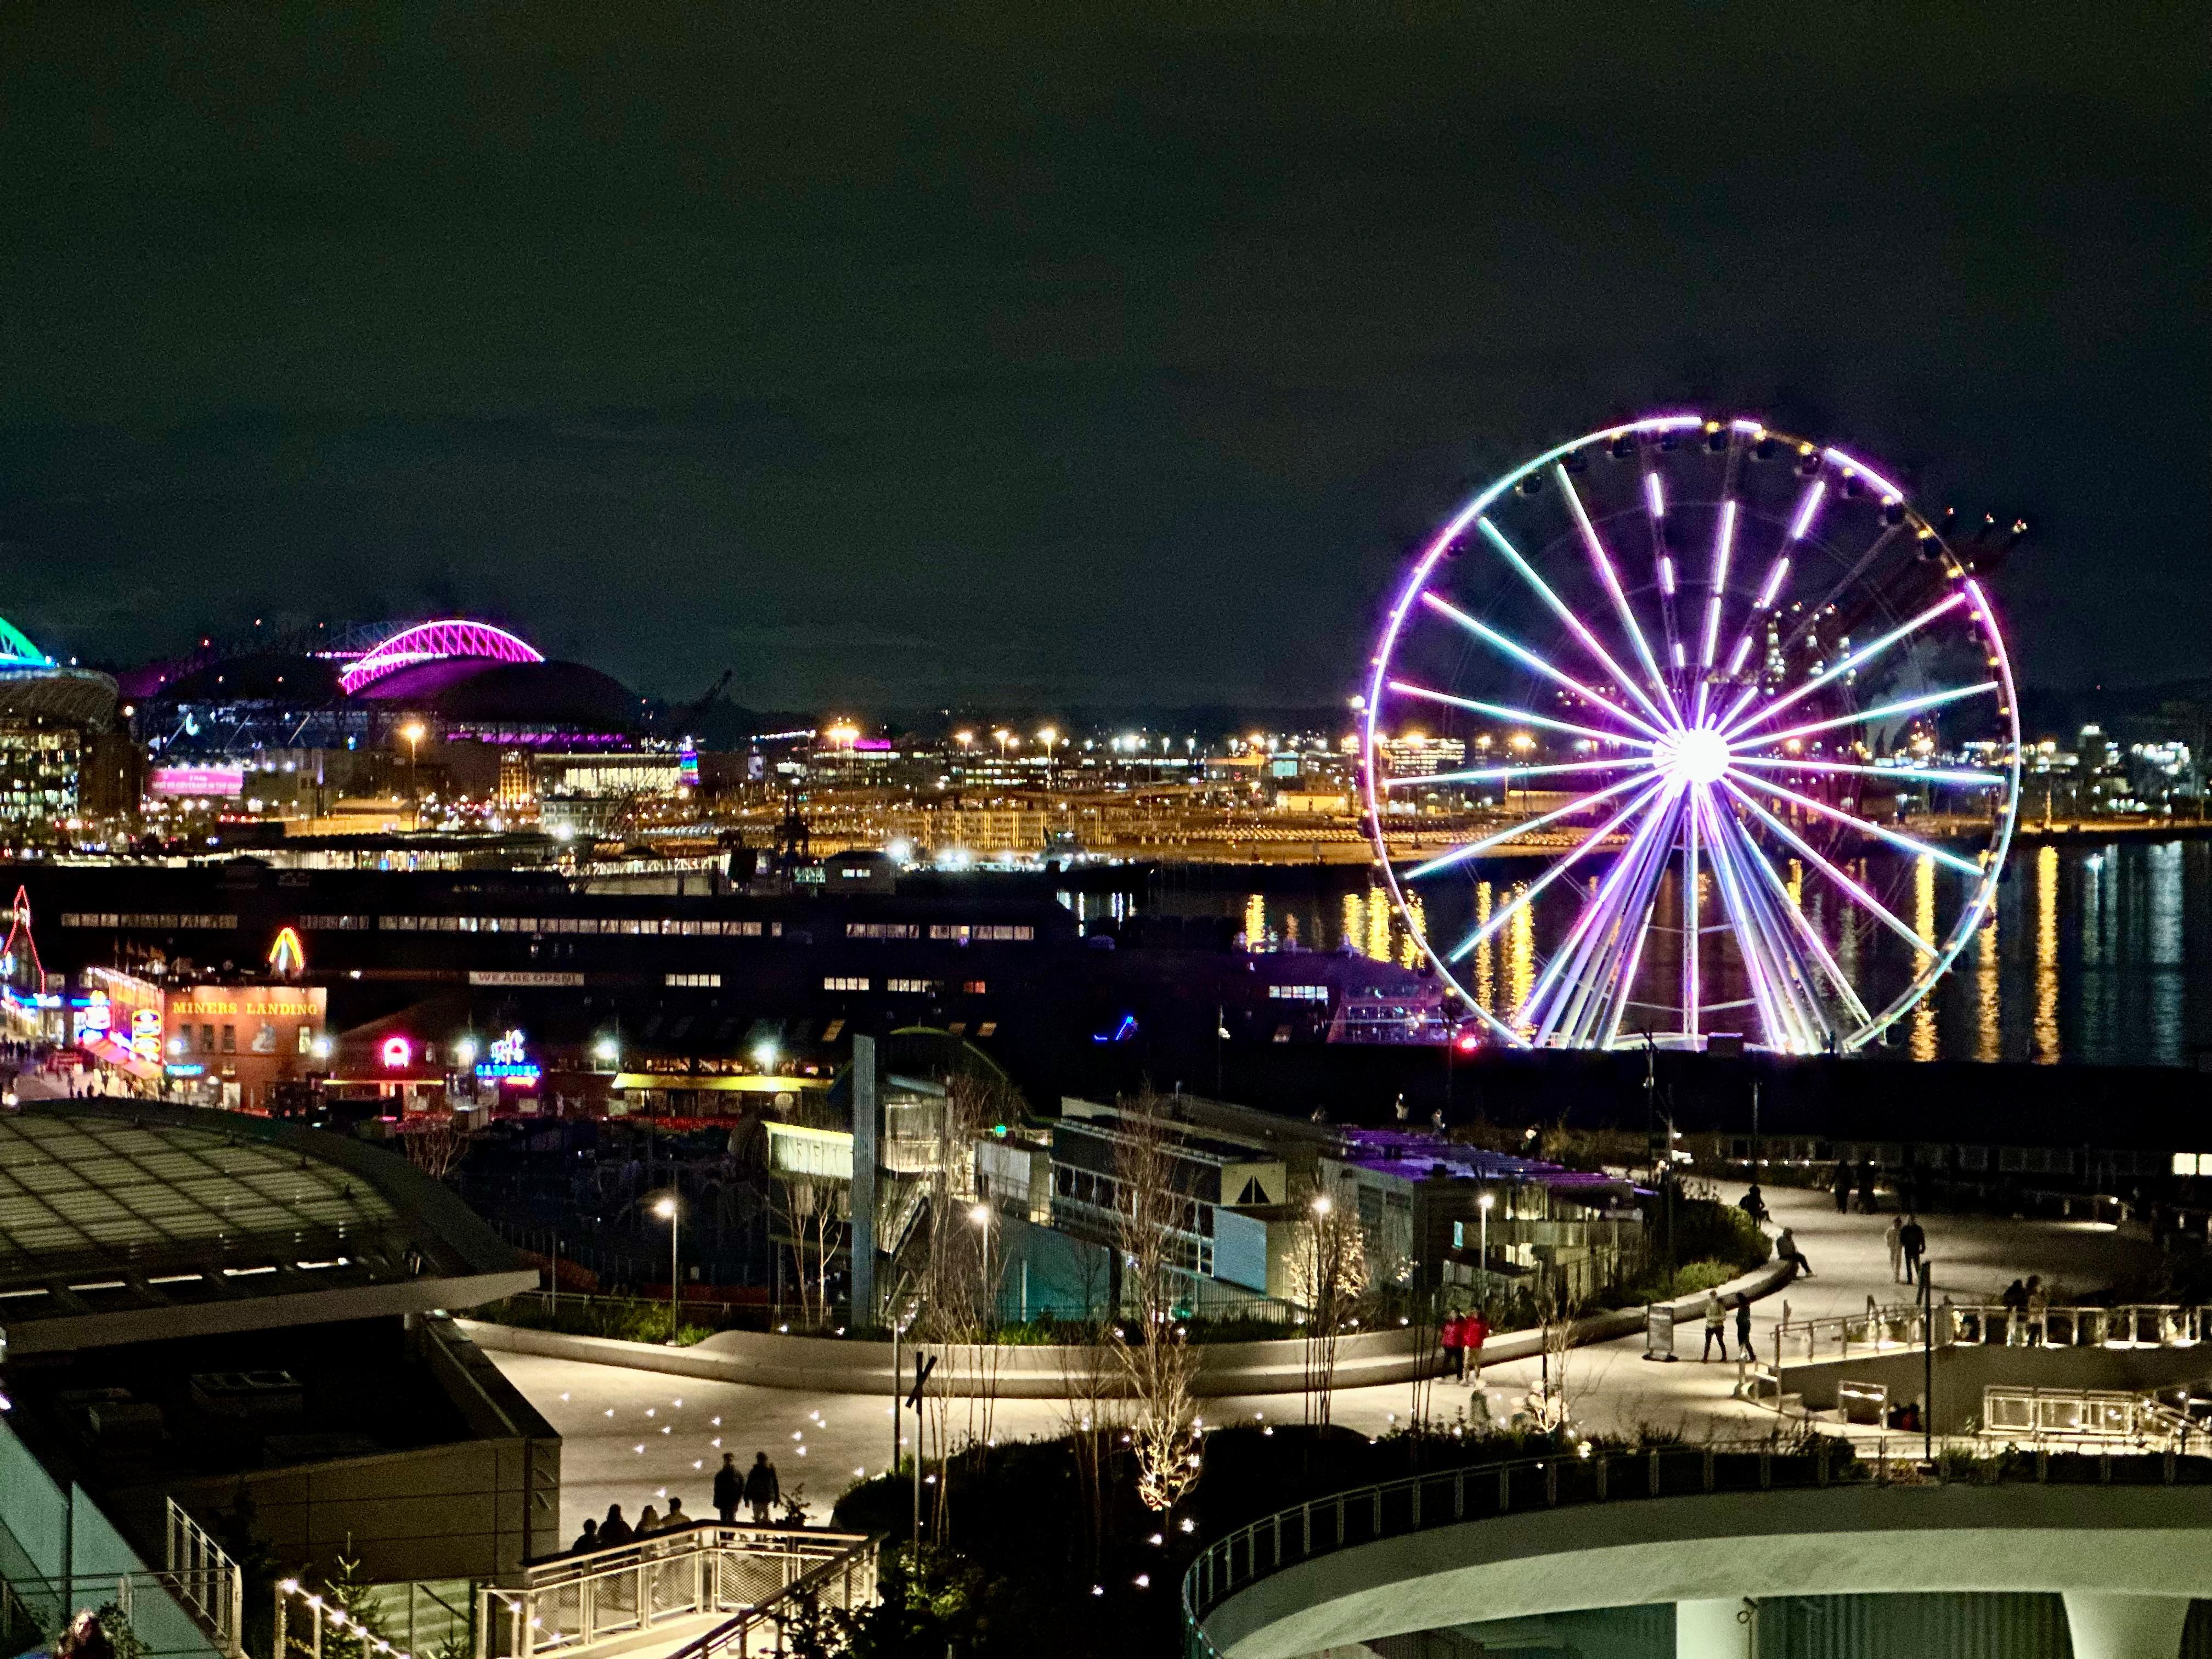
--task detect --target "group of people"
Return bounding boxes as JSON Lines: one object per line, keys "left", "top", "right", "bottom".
{"left": 1436, "top": 1307, "right": 1492, "bottom": 1383}
{"left": 569, "top": 1452, "right": 784, "bottom": 1554}
{"left": 1700, "top": 1290, "right": 1759, "bottom": 1362}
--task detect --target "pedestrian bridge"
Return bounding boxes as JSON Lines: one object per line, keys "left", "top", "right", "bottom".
{"left": 1184, "top": 1444, "right": 2212, "bottom": 1659}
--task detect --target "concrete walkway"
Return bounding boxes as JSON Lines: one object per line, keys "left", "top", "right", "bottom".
{"left": 489, "top": 1181, "right": 2167, "bottom": 1539}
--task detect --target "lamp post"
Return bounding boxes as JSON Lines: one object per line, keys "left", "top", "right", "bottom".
{"left": 654, "top": 1195, "right": 679, "bottom": 1344}
{"left": 1477, "top": 1192, "right": 1494, "bottom": 1288}
{"left": 401, "top": 721, "right": 427, "bottom": 830}
{"left": 969, "top": 1202, "right": 992, "bottom": 1330}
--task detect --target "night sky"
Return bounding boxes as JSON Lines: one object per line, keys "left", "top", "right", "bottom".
{"left": 1, "top": 4, "right": 2203, "bottom": 711}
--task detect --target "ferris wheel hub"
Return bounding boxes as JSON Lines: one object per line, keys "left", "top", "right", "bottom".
{"left": 1654, "top": 725, "right": 1731, "bottom": 786}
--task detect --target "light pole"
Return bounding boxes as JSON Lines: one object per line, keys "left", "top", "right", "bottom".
{"left": 969, "top": 1201, "right": 992, "bottom": 1330}
{"left": 654, "top": 1194, "right": 680, "bottom": 1344}
{"left": 401, "top": 721, "right": 427, "bottom": 831}
{"left": 1477, "top": 1193, "right": 1493, "bottom": 1288}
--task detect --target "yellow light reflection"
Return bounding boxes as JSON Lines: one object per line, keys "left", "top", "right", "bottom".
{"left": 2033, "top": 843, "right": 2060, "bottom": 1063}
{"left": 1342, "top": 890, "right": 1364, "bottom": 956}
{"left": 1474, "top": 882, "right": 1495, "bottom": 1013}
{"left": 1506, "top": 883, "right": 1534, "bottom": 1026}
{"left": 1400, "top": 893, "right": 1425, "bottom": 968}
{"left": 1975, "top": 907, "right": 1999, "bottom": 1064}
{"left": 1910, "top": 855, "right": 1938, "bottom": 1060}
{"left": 1244, "top": 893, "right": 1267, "bottom": 951}
{"left": 1366, "top": 887, "right": 1392, "bottom": 962}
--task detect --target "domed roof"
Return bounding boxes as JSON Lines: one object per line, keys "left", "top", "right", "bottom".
{"left": 146, "top": 652, "right": 345, "bottom": 703}
{"left": 363, "top": 658, "right": 638, "bottom": 733}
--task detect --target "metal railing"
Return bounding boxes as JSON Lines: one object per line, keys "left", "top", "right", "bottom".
{"left": 1981, "top": 1386, "right": 2204, "bottom": 1449}
{"left": 1773, "top": 1301, "right": 2209, "bottom": 1364}
{"left": 1180, "top": 1440, "right": 2212, "bottom": 1657}
{"left": 476, "top": 1526, "right": 875, "bottom": 1659}
{"left": 163, "top": 1499, "right": 246, "bottom": 1659}
{"left": 661, "top": 1534, "right": 881, "bottom": 1659}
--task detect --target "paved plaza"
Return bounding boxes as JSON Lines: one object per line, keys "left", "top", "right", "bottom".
{"left": 493, "top": 1182, "right": 2169, "bottom": 1538}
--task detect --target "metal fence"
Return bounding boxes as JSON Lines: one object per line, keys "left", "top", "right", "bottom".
{"left": 476, "top": 1526, "right": 876, "bottom": 1659}
{"left": 1980, "top": 1385, "right": 2204, "bottom": 1449}
{"left": 163, "top": 1499, "right": 245, "bottom": 1659}
{"left": 662, "top": 1536, "right": 881, "bottom": 1659}
{"left": 1180, "top": 1441, "right": 2212, "bottom": 1658}
{"left": 1773, "top": 1301, "right": 2210, "bottom": 1364}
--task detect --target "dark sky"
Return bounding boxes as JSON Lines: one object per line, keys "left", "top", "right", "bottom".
{"left": 1, "top": 3, "right": 2203, "bottom": 709}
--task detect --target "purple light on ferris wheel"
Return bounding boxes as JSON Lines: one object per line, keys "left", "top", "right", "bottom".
{"left": 1788, "top": 479, "right": 1827, "bottom": 541}
{"left": 1645, "top": 473, "right": 1664, "bottom": 519}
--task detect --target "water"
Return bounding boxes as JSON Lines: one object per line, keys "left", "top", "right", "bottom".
{"left": 1093, "top": 839, "right": 2212, "bottom": 1066}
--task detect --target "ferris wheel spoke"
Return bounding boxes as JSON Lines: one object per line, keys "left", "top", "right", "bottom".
{"left": 1386, "top": 680, "right": 1656, "bottom": 749}
{"left": 1728, "top": 755, "right": 2008, "bottom": 789}
{"left": 1719, "top": 800, "right": 1874, "bottom": 1033}
{"left": 1697, "top": 500, "right": 1739, "bottom": 672}
{"left": 1724, "top": 769, "right": 1987, "bottom": 876}
{"left": 1554, "top": 465, "right": 1680, "bottom": 726}
{"left": 1441, "top": 778, "right": 1666, "bottom": 963}
{"left": 1745, "top": 681, "right": 2000, "bottom": 752}
{"left": 1690, "top": 785, "right": 1803, "bottom": 1050}
{"left": 1417, "top": 592, "right": 1664, "bottom": 740}
{"left": 1798, "top": 520, "right": 1908, "bottom": 633}
{"left": 1699, "top": 787, "right": 1833, "bottom": 1052}
{"left": 1590, "top": 798, "right": 1682, "bottom": 1048}
{"left": 1711, "top": 478, "right": 1829, "bottom": 698}
{"left": 1473, "top": 517, "right": 1674, "bottom": 733}
{"left": 1718, "top": 777, "right": 1936, "bottom": 958}
{"left": 1382, "top": 757, "right": 1651, "bottom": 791}
{"left": 1724, "top": 592, "right": 1969, "bottom": 741}
{"left": 1406, "top": 770, "right": 1657, "bottom": 880}
{"left": 1523, "top": 784, "right": 1684, "bottom": 1043}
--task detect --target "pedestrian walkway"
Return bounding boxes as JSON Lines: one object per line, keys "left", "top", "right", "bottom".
{"left": 489, "top": 1181, "right": 2169, "bottom": 1537}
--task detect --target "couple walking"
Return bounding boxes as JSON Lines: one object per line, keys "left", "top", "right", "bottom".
{"left": 1438, "top": 1307, "right": 1490, "bottom": 1384}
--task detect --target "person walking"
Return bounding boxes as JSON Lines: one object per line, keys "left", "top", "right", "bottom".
{"left": 1701, "top": 1291, "right": 1728, "bottom": 1362}
{"left": 1464, "top": 1306, "right": 1491, "bottom": 1386}
{"left": 1439, "top": 1309, "right": 1465, "bottom": 1382}
{"left": 571, "top": 1518, "right": 599, "bottom": 1555}
{"left": 1831, "top": 1163, "right": 1852, "bottom": 1213}
{"left": 663, "top": 1496, "right": 691, "bottom": 1530}
{"left": 597, "top": 1504, "right": 634, "bottom": 1548}
{"left": 635, "top": 1502, "right": 662, "bottom": 1536}
{"left": 2025, "top": 1275, "right": 2048, "bottom": 1344}
{"left": 1884, "top": 1214, "right": 1905, "bottom": 1283}
{"left": 744, "top": 1451, "right": 780, "bottom": 1525}
{"left": 713, "top": 1452, "right": 742, "bottom": 1525}
{"left": 1856, "top": 1160, "right": 1879, "bottom": 1216}
{"left": 1734, "top": 1295, "right": 1756, "bottom": 1363}
{"left": 1738, "top": 1183, "right": 1769, "bottom": 1226}
{"left": 1899, "top": 1214, "right": 1927, "bottom": 1284}
{"left": 1775, "top": 1227, "right": 1814, "bottom": 1278}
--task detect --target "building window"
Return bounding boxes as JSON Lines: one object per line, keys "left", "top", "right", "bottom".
{"left": 846, "top": 923, "right": 919, "bottom": 940}
{"left": 887, "top": 977, "right": 934, "bottom": 994}
{"left": 665, "top": 972, "right": 723, "bottom": 989}
{"left": 962, "top": 980, "right": 987, "bottom": 995}
{"left": 823, "top": 975, "right": 870, "bottom": 992}
{"left": 220, "top": 1025, "right": 236, "bottom": 1054}
{"left": 1268, "top": 984, "right": 1329, "bottom": 1002}
{"left": 200, "top": 1024, "right": 216, "bottom": 1054}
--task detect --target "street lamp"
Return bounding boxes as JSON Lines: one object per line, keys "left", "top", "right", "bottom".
{"left": 400, "top": 721, "right": 427, "bottom": 830}
{"left": 1477, "top": 1193, "right": 1494, "bottom": 1277}
{"left": 654, "top": 1195, "right": 680, "bottom": 1344}
{"left": 969, "top": 1203, "right": 992, "bottom": 1329}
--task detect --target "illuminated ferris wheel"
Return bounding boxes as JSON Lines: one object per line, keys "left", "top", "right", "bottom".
{"left": 1361, "top": 415, "right": 2022, "bottom": 1053}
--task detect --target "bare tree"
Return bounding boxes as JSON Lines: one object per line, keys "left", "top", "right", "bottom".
{"left": 1109, "top": 1090, "right": 1203, "bottom": 1515}
{"left": 396, "top": 1114, "right": 475, "bottom": 1182}
{"left": 1286, "top": 1177, "right": 1369, "bottom": 1429}
{"left": 775, "top": 1172, "right": 847, "bottom": 1328}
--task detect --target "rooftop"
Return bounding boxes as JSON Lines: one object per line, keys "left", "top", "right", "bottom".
{"left": 0, "top": 1100, "right": 534, "bottom": 1354}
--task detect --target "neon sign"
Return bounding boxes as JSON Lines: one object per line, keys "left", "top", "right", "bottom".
{"left": 380, "top": 1035, "right": 414, "bottom": 1069}
{"left": 475, "top": 1027, "right": 541, "bottom": 1086}
{"left": 268, "top": 927, "right": 307, "bottom": 977}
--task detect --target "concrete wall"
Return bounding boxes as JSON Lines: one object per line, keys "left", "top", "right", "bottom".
{"left": 1202, "top": 1483, "right": 2212, "bottom": 1659}
{"left": 1779, "top": 1340, "right": 2212, "bottom": 1432}
{"left": 459, "top": 1259, "right": 1796, "bottom": 1401}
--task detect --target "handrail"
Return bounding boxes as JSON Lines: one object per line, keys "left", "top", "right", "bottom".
{"left": 1180, "top": 1439, "right": 2212, "bottom": 1657}
{"left": 1774, "top": 1301, "right": 2210, "bottom": 1363}
{"left": 477, "top": 1525, "right": 874, "bottom": 1659}
{"left": 661, "top": 1533, "right": 883, "bottom": 1659}
{"left": 163, "top": 1497, "right": 246, "bottom": 1659}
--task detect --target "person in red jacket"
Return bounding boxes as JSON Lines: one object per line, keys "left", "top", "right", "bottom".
{"left": 1462, "top": 1308, "right": 1491, "bottom": 1385}
{"left": 1439, "top": 1310, "right": 1465, "bottom": 1380}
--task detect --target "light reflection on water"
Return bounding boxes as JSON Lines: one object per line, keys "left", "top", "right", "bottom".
{"left": 1114, "top": 840, "right": 2212, "bottom": 1065}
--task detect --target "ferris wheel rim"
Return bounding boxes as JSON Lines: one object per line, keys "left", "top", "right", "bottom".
{"left": 1359, "top": 413, "right": 2024, "bottom": 1055}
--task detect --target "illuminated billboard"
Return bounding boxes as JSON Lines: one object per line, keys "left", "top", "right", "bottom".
{"left": 150, "top": 765, "right": 245, "bottom": 798}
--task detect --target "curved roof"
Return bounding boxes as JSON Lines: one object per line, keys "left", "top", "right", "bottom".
{"left": 0, "top": 664, "right": 120, "bottom": 727}
{"left": 357, "top": 658, "right": 638, "bottom": 732}
{"left": 340, "top": 620, "right": 544, "bottom": 695}
{"left": 0, "top": 1100, "right": 534, "bottom": 1354}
